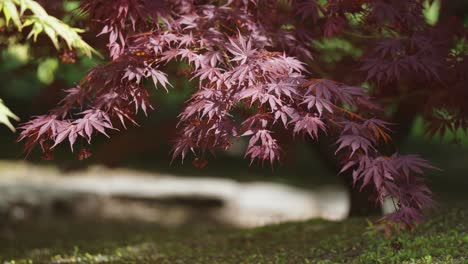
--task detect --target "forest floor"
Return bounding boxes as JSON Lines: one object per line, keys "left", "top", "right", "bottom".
{"left": 0, "top": 204, "right": 466, "bottom": 264}
{"left": 0, "top": 138, "right": 467, "bottom": 263}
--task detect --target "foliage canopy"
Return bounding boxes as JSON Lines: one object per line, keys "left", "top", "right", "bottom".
{"left": 14, "top": 0, "right": 468, "bottom": 227}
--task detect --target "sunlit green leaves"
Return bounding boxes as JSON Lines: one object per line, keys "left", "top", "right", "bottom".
{"left": 0, "top": 0, "right": 100, "bottom": 57}
{"left": 0, "top": 0, "right": 101, "bottom": 131}
{"left": 0, "top": 98, "right": 19, "bottom": 132}
{"left": 1, "top": 0, "right": 21, "bottom": 28}
{"left": 423, "top": 0, "right": 441, "bottom": 26}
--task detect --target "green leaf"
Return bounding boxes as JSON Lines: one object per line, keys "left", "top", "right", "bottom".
{"left": 0, "top": 98, "right": 20, "bottom": 132}
{"left": 1, "top": 0, "right": 101, "bottom": 58}
{"left": 423, "top": 0, "right": 441, "bottom": 26}
{"left": 2, "top": 0, "right": 22, "bottom": 29}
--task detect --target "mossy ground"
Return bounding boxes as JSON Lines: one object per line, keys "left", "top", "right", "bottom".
{"left": 1, "top": 205, "right": 466, "bottom": 264}
{"left": 0, "top": 136, "right": 466, "bottom": 263}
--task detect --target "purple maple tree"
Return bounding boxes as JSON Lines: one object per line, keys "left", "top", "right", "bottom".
{"left": 17, "top": 0, "right": 468, "bottom": 227}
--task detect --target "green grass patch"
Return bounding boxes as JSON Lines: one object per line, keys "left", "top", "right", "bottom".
{"left": 1, "top": 206, "right": 466, "bottom": 263}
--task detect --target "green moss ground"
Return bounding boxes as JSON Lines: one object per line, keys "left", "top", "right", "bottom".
{"left": 0, "top": 136, "right": 466, "bottom": 263}
{"left": 1, "top": 205, "right": 466, "bottom": 264}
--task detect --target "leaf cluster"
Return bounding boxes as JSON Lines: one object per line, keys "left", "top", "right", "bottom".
{"left": 0, "top": 0, "right": 99, "bottom": 57}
